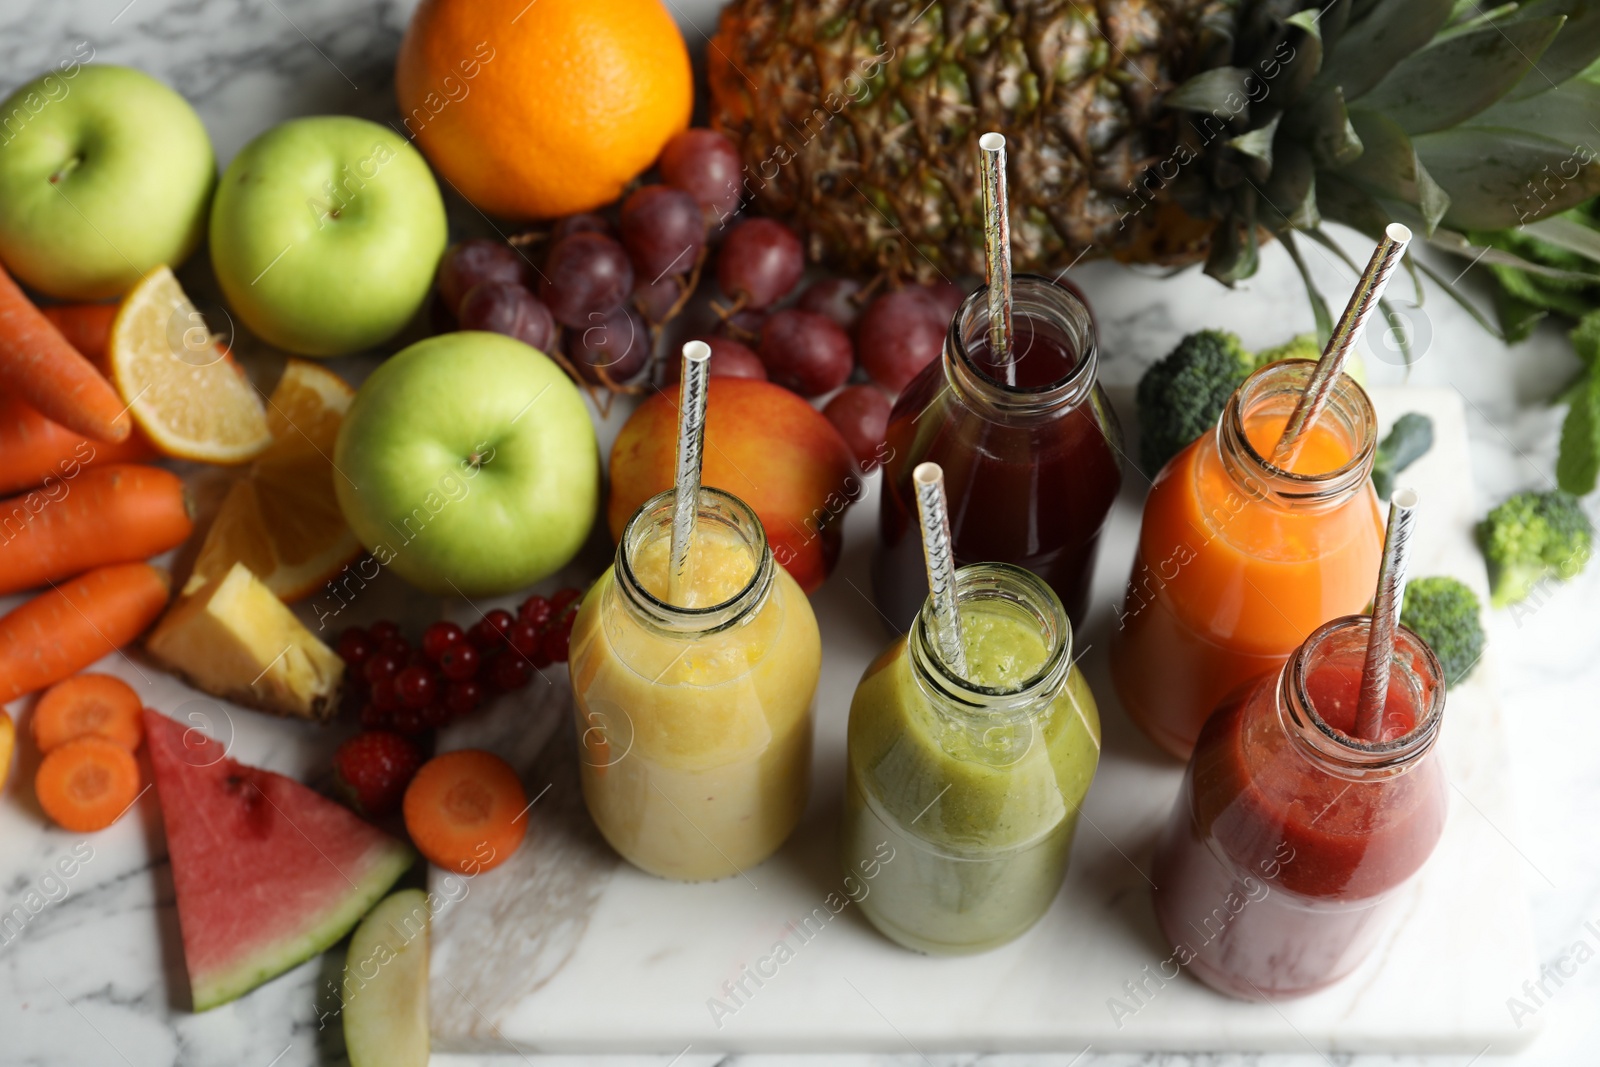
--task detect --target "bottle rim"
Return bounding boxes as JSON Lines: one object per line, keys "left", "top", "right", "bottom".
{"left": 946, "top": 274, "right": 1099, "bottom": 415}
{"left": 909, "top": 562, "right": 1074, "bottom": 716}
{"left": 614, "top": 486, "right": 774, "bottom": 635}
{"left": 1217, "top": 359, "right": 1379, "bottom": 505}
{"left": 1279, "top": 614, "right": 1447, "bottom": 774}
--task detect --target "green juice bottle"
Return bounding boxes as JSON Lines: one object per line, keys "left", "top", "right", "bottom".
{"left": 840, "top": 563, "right": 1101, "bottom": 954}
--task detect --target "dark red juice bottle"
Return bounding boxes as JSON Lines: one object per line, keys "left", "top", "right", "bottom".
{"left": 872, "top": 275, "right": 1122, "bottom": 632}
{"left": 1151, "top": 615, "right": 1449, "bottom": 1000}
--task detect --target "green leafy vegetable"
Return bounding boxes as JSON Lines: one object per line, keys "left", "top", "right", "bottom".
{"left": 1558, "top": 373, "right": 1600, "bottom": 494}
{"left": 1373, "top": 413, "right": 1435, "bottom": 500}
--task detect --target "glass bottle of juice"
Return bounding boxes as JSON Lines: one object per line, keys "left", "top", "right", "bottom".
{"left": 841, "top": 563, "right": 1101, "bottom": 955}
{"left": 1151, "top": 614, "right": 1448, "bottom": 999}
{"left": 568, "top": 486, "right": 821, "bottom": 882}
{"left": 873, "top": 276, "right": 1123, "bottom": 633}
{"left": 1110, "top": 360, "right": 1383, "bottom": 758}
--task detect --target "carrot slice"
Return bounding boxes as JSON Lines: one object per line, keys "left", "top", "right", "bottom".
{"left": 402, "top": 749, "right": 527, "bottom": 874}
{"left": 35, "top": 735, "right": 141, "bottom": 832}
{"left": 32, "top": 673, "right": 143, "bottom": 753}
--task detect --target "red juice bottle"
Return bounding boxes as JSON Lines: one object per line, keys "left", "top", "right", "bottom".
{"left": 872, "top": 275, "right": 1122, "bottom": 632}
{"left": 1151, "top": 615, "right": 1448, "bottom": 1000}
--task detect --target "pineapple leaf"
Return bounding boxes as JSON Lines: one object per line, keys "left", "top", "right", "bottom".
{"left": 1412, "top": 256, "right": 1509, "bottom": 339}
{"left": 1430, "top": 226, "right": 1600, "bottom": 282}
{"left": 1166, "top": 67, "right": 1253, "bottom": 118}
{"left": 1230, "top": 115, "right": 1281, "bottom": 164}
{"left": 1205, "top": 194, "right": 1261, "bottom": 284}
{"left": 1344, "top": 111, "right": 1452, "bottom": 234}
{"left": 1262, "top": 139, "right": 1321, "bottom": 229}
{"left": 1504, "top": 0, "right": 1600, "bottom": 100}
{"left": 1470, "top": 79, "right": 1600, "bottom": 153}
{"left": 1280, "top": 231, "right": 1337, "bottom": 343}
{"left": 1311, "top": 0, "right": 1456, "bottom": 102}
{"left": 1315, "top": 172, "right": 1396, "bottom": 239}
{"left": 1417, "top": 127, "right": 1600, "bottom": 227}
{"left": 1294, "top": 86, "right": 1364, "bottom": 168}
{"left": 1356, "top": 17, "right": 1566, "bottom": 134}
{"left": 1522, "top": 214, "right": 1600, "bottom": 262}
{"left": 1556, "top": 372, "right": 1600, "bottom": 494}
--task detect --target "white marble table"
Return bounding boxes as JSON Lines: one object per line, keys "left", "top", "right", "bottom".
{"left": 1, "top": 0, "right": 1597, "bottom": 1065}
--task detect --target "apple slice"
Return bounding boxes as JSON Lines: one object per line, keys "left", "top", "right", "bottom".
{"left": 344, "top": 888, "right": 430, "bottom": 1067}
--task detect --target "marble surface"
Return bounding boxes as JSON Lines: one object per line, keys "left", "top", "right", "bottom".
{"left": 1, "top": 0, "right": 1598, "bottom": 1064}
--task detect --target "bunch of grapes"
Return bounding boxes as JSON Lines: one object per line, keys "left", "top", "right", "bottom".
{"left": 431, "top": 127, "right": 978, "bottom": 468}
{"left": 335, "top": 588, "right": 583, "bottom": 736}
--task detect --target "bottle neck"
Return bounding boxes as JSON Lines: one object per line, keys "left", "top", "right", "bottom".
{"left": 1275, "top": 615, "right": 1446, "bottom": 781}
{"left": 613, "top": 486, "right": 774, "bottom": 637}
{"left": 1215, "top": 359, "right": 1378, "bottom": 512}
{"left": 943, "top": 274, "right": 1100, "bottom": 420}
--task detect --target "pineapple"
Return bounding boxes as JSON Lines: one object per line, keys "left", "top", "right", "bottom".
{"left": 146, "top": 562, "right": 344, "bottom": 721}
{"left": 709, "top": 0, "right": 1600, "bottom": 330}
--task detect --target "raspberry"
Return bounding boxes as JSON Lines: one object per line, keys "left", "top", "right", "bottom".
{"left": 333, "top": 731, "right": 423, "bottom": 816}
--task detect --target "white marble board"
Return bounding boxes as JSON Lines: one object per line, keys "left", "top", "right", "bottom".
{"left": 427, "top": 386, "right": 1538, "bottom": 1056}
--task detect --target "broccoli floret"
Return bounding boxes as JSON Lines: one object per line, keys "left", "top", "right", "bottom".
{"left": 1372, "top": 413, "right": 1435, "bottom": 501}
{"left": 1400, "top": 576, "right": 1486, "bottom": 686}
{"left": 1136, "top": 330, "right": 1252, "bottom": 475}
{"left": 1476, "top": 490, "right": 1594, "bottom": 608}
{"left": 1253, "top": 333, "right": 1367, "bottom": 385}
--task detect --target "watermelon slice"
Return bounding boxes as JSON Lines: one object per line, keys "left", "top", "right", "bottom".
{"left": 144, "top": 709, "right": 415, "bottom": 1011}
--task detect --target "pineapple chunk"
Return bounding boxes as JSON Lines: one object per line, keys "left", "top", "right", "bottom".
{"left": 147, "top": 562, "right": 344, "bottom": 721}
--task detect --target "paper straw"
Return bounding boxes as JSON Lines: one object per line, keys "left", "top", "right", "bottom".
{"left": 1271, "top": 223, "right": 1411, "bottom": 468}
{"left": 913, "top": 462, "right": 968, "bottom": 679}
{"left": 1354, "top": 488, "right": 1420, "bottom": 741}
{"left": 979, "top": 132, "right": 1014, "bottom": 381}
{"left": 668, "top": 341, "right": 712, "bottom": 607}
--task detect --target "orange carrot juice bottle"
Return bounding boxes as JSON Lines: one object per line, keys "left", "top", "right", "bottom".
{"left": 1109, "top": 360, "right": 1383, "bottom": 759}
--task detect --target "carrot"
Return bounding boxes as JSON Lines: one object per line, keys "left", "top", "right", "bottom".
{"left": 32, "top": 673, "right": 143, "bottom": 753}
{"left": 402, "top": 749, "right": 527, "bottom": 874}
{"left": 39, "top": 304, "right": 118, "bottom": 366}
{"left": 0, "top": 562, "right": 170, "bottom": 702}
{"left": 0, "top": 263, "right": 130, "bottom": 444}
{"left": 0, "top": 392, "right": 155, "bottom": 495}
{"left": 0, "top": 464, "right": 191, "bottom": 596}
{"left": 0, "top": 709, "right": 14, "bottom": 794}
{"left": 35, "top": 735, "right": 141, "bottom": 832}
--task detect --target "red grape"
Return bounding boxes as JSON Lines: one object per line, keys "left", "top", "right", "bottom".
{"left": 445, "top": 680, "right": 485, "bottom": 718}
{"left": 438, "top": 643, "right": 480, "bottom": 681}
{"left": 797, "top": 278, "right": 864, "bottom": 331}
{"left": 491, "top": 654, "right": 533, "bottom": 691}
{"left": 659, "top": 128, "right": 743, "bottom": 219}
{"left": 368, "top": 620, "right": 401, "bottom": 644}
{"left": 665, "top": 336, "right": 766, "bottom": 382}
{"left": 759, "top": 309, "right": 853, "bottom": 397}
{"left": 717, "top": 219, "right": 803, "bottom": 309}
{"left": 714, "top": 307, "right": 765, "bottom": 343}
{"left": 336, "top": 628, "right": 373, "bottom": 668}
{"left": 437, "top": 239, "right": 527, "bottom": 316}
{"left": 518, "top": 595, "right": 553, "bottom": 629}
{"left": 458, "top": 282, "right": 556, "bottom": 352}
{"left": 857, "top": 287, "right": 949, "bottom": 393}
{"left": 540, "top": 232, "right": 634, "bottom": 328}
{"left": 396, "top": 666, "right": 437, "bottom": 710}
{"left": 553, "top": 213, "right": 612, "bottom": 240}
{"left": 824, "top": 384, "right": 892, "bottom": 468}
{"left": 620, "top": 184, "right": 706, "bottom": 280}
{"left": 566, "top": 305, "right": 649, "bottom": 385}
{"left": 632, "top": 276, "right": 682, "bottom": 324}
{"left": 421, "top": 620, "right": 464, "bottom": 662}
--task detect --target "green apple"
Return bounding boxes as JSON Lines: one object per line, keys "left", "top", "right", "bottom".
{"left": 343, "top": 889, "right": 429, "bottom": 1067}
{"left": 210, "top": 116, "right": 446, "bottom": 357}
{"left": 0, "top": 63, "right": 215, "bottom": 300}
{"left": 334, "top": 331, "right": 599, "bottom": 597}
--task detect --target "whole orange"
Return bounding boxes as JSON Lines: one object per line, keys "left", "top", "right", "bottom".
{"left": 396, "top": 0, "right": 692, "bottom": 220}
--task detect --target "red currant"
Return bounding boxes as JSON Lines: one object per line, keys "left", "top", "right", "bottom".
{"left": 370, "top": 677, "right": 402, "bottom": 712}
{"left": 379, "top": 637, "right": 411, "bottom": 661}
{"left": 422, "top": 703, "right": 454, "bottom": 730}
{"left": 540, "top": 628, "right": 570, "bottom": 664}
{"left": 550, "top": 588, "right": 581, "bottom": 615}
{"left": 507, "top": 619, "right": 541, "bottom": 658}
{"left": 336, "top": 628, "right": 373, "bottom": 667}
{"left": 438, "top": 643, "right": 480, "bottom": 681}
{"left": 490, "top": 653, "right": 532, "bottom": 691}
{"left": 395, "top": 665, "right": 437, "bottom": 710}
{"left": 444, "top": 679, "right": 485, "bottom": 718}
{"left": 469, "top": 609, "right": 514, "bottom": 649}
{"left": 363, "top": 652, "right": 404, "bottom": 685}
{"left": 358, "top": 703, "right": 390, "bottom": 730}
{"left": 368, "top": 620, "right": 402, "bottom": 644}
{"left": 518, "top": 595, "right": 553, "bottom": 630}
{"left": 422, "top": 620, "right": 465, "bottom": 661}
{"left": 391, "top": 706, "right": 429, "bottom": 735}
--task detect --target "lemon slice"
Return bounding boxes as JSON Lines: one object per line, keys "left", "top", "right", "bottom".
{"left": 110, "top": 266, "right": 270, "bottom": 464}
{"left": 187, "top": 359, "right": 362, "bottom": 603}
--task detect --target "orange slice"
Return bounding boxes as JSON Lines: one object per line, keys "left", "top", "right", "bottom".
{"left": 187, "top": 360, "right": 362, "bottom": 602}
{"left": 109, "top": 266, "right": 270, "bottom": 464}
